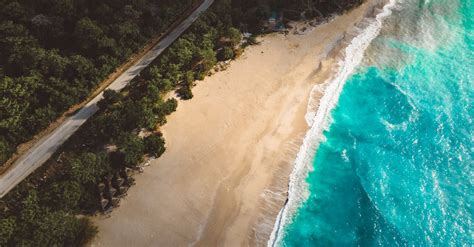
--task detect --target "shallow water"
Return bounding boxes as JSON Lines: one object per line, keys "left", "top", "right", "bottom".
{"left": 277, "top": 0, "right": 473, "bottom": 245}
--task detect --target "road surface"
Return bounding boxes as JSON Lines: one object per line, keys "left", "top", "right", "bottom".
{"left": 0, "top": 0, "right": 214, "bottom": 198}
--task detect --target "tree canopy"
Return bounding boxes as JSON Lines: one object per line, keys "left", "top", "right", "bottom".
{"left": 0, "top": 0, "right": 193, "bottom": 164}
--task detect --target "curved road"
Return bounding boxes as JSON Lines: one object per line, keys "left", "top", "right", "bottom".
{"left": 0, "top": 0, "right": 213, "bottom": 198}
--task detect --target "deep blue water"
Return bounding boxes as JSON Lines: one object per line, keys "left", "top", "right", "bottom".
{"left": 279, "top": 0, "right": 473, "bottom": 245}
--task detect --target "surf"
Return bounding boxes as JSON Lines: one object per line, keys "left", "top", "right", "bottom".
{"left": 268, "top": 0, "right": 399, "bottom": 245}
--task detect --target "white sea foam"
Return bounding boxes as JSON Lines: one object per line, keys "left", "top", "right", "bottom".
{"left": 268, "top": 0, "right": 399, "bottom": 246}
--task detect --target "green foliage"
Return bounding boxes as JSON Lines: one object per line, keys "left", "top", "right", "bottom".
{"left": 74, "top": 17, "right": 107, "bottom": 53}
{"left": 0, "top": 217, "right": 16, "bottom": 246}
{"left": 0, "top": 75, "right": 38, "bottom": 131}
{"left": 184, "top": 71, "right": 195, "bottom": 85}
{"left": 44, "top": 181, "right": 82, "bottom": 211}
{"left": 177, "top": 85, "right": 194, "bottom": 100}
{"left": 20, "top": 190, "right": 40, "bottom": 223}
{"left": 219, "top": 46, "right": 235, "bottom": 61}
{"left": 1, "top": 187, "right": 98, "bottom": 246}
{"left": 147, "top": 66, "right": 172, "bottom": 92}
{"left": 67, "top": 152, "right": 109, "bottom": 184}
{"left": 0, "top": 0, "right": 193, "bottom": 167}
{"left": 15, "top": 209, "right": 91, "bottom": 246}
{"left": 246, "top": 35, "right": 259, "bottom": 46}
{"left": 116, "top": 133, "right": 145, "bottom": 166}
{"left": 198, "top": 48, "right": 217, "bottom": 72}
{"left": 75, "top": 218, "right": 98, "bottom": 246}
{"left": 97, "top": 89, "right": 122, "bottom": 110}
{"left": 144, "top": 134, "right": 166, "bottom": 157}
{"left": 0, "top": 137, "right": 12, "bottom": 164}
{"left": 120, "top": 99, "right": 157, "bottom": 130}
{"left": 168, "top": 38, "right": 195, "bottom": 68}
{"left": 226, "top": 27, "right": 242, "bottom": 46}
{"left": 162, "top": 98, "right": 178, "bottom": 115}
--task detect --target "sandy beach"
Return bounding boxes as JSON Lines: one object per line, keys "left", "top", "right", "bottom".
{"left": 93, "top": 1, "right": 380, "bottom": 246}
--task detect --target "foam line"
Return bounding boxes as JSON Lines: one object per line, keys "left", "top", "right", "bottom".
{"left": 268, "top": 0, "right": 399, "bottom": 245}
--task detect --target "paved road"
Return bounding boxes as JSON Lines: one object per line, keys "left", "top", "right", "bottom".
{"left": 0, "top": 0, "right": 214, "bottom": 198}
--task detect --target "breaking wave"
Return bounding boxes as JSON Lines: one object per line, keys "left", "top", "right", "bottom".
{"left": 268, "top": 0, "right": 399, "bottom": 245}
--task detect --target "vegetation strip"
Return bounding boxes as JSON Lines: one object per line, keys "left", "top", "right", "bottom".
{"left": 0, "top": 0, "right": 203, "bottom": 174}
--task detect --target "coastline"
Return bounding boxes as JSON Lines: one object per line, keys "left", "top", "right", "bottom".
{"left": 92, "top": 1, "right": 382, "bottom": 246}
{"left": 269, "top": 0, "right": 394, "bottom": 245}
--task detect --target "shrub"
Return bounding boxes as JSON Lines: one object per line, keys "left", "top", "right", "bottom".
{"left": 97, "top": 89, "right": 122, "bottom": 110}
{"left": 0, "top": 217, "right": 16, "bottom": 246}
{"left": 177, "top": 85, "right": 193, "bottom": 100}
{"left": 116, "top": 133, "right": 145, "bottom": 166}
{"left": 162, "top": 98, "right": 178, "bottom": 115}
{"left": 219, "top": 46, "right": 234, "bottom": 61}
{"left": 144, "top": 134, "right": 166, "bottom": 157}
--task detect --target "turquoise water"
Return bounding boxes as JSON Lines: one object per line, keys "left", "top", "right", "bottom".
{"left": 278, "top": 0, "right": 473, "bottom": 245}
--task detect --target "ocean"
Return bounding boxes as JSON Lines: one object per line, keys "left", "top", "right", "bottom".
{"left": 270, "top": 0, "right": 473, "bottom": 245}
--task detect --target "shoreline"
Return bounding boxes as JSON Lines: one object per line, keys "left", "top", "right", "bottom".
{"left": 92, "top": 1, "right": 382, "bottom": 246}
{"left": 269, "top": 0, "right": 393, "bottom": 245}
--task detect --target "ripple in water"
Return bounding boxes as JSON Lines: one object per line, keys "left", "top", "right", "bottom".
{"left": 276, "top": 0, "right": 473, "bottom": 245}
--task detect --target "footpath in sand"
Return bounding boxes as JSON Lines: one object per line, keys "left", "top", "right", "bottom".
{"left": 94, "top": 1, "right": 380, "bottom": 246}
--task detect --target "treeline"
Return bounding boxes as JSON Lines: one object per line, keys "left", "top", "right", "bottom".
{"left": 0, "top": 0, "right": 245, "bottom": 245}
{"left": 282, "top": 0, "right": 364, "bottom": 19}
{"left": 0, "top": 0, "right": 193, "bottom": 164}
{"left": 230, "top": 0, "right": 364, "bottom": 32}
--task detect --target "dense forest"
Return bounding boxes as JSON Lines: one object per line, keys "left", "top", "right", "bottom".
{"left": 0, "top": 0, "right": 363, "bottom": 245}
{"left": 0, "top": 0, "right": 244, "bottom": 245}
{"left": 0, "top": 0, "right": 193, "bottom": 165}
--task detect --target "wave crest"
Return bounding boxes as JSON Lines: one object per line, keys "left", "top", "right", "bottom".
{"left": 268, "top": 0, "right": 400, "bottom": 246}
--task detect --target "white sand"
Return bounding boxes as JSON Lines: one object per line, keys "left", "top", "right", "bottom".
{"left": 93, "top": 2, "right": 379, "bottom": 246}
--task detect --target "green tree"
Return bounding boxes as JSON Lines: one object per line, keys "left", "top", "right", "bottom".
{"left": 20, "top": 190, "right": 40, "bottom": 224}
{"left": 177, "top": 85, "right": 193, "bottom": 100}
{"left": 45, "top": 181, "right": 82, "bottom": 211}
{"left": 50, "top": 0, "right": 75, "bottom": 17}
{"left": 219, "top": 46, "right": 234, "bottom": 61}
{"left": 74, "top": 218, "right": 98, "bottom": 246}
{"left": 24, "top": 106, "right": 58, "bottom": 135}
{"left": 38, "top": 49, "right": 68, "bottom": 78}
{"left": 0, "top": 75, "right": 38, "bottom": 131}
{"left": 162, "top": 98, "right": 178, "bottom": 115}
{"left": 226, "top": 27, "right": 242, "bottom": 46}
{"left": 165, "top": 63, "right": 183, "bottom": 84}
{"left": 147, "top": 66, "right": 173, "bottom": 92}
{"left": 97, "top": 89, "right": 122, "bottom": 110}
{"left": 0, "top": 217, "right": 16, "bottom": 245}
{"left": 65, "top": 54, "right": 96, "bottom": 82}
{"left": 89, "top": 111, "right": 123, "bottom": 141}
{"left": 144, "top": 134, "right": 166, "bottom": 157}
{"left": 157, "top": 78, "right": 173, "bottom": 92}
{"left": 0, "top": 21, "right": 37, "bottom": 67}
{"left": 118, "top": 99, "right": 157, "bottom": 130}
{"left": 26, "top": 210, "right": 85, "bottom": 246}
{"left": 74, "top": 17, "right": 106, "bottom": 53}
{"left": 0, "top": 137, "right": 12, "bottom": 164}
{"left": 67, "top": 152, "right": 109, "bottom": 184}
{"left": 0, "top": 1, "right": 27, "bottom": 23}
{"left": 116, "top": 133, "right": 145, "bottom": 166}
{"left": 168, "top": 38, "right": 195, "bottom": 68}
{"left": 113, "top": 21, "right": 141, "bottom": 52}
{"left": 198, "top": 48, "right": 217, "bottom": 72}
{"left": 184, "top": 71, "right": 195, "bottom": 86}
